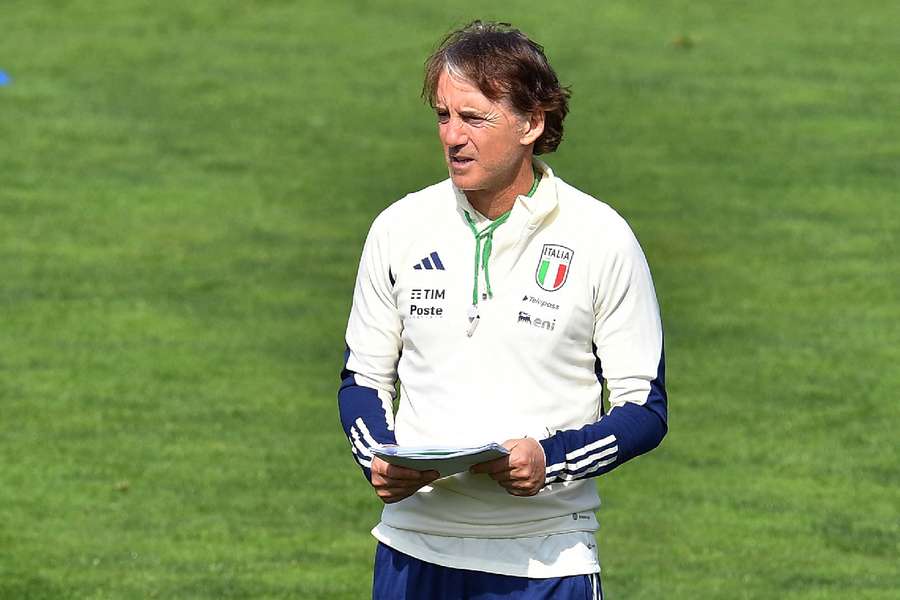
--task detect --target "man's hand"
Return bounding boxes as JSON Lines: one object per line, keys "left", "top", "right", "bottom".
{"left": 370, "top": 457, "right": 440, "bottom": 504}
{"left": 470, "top": 438, "right": 546, "bottom": 496}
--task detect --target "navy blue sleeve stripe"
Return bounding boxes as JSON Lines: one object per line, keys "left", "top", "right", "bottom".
{"left": 545, "top": 434, "right": 618, "bottom": 482}
{"left": 349, "top": 421, "right": 374, "bottom": 457}
{"left": 592, "top": 343, "right": 606, "bottom": 416}
{"left": 349, "top": 437, "right": 372, "bottom": 469}
{"left": 349, "top": 420, "right": 375, "bottom": 469}
{"left": 550, "top": 454, "right": 618, "bottom": 482}
{"left": 339, "top": 347, "right": 355, "bottom": 383}
{"left": 546, "top": 434, "right": 616, "bottom": 473}
{"left": 645, "top": 344, "right": 668, "bottom": 425}
{"left": 540, "top": 345, "right": 667, "bottom": 484}
{"left": 338, "top": 346, "right": 397, "bottom": 482}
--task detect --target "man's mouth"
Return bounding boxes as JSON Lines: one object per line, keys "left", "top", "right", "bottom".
{"left": 450, "top": 155, "right": 474, "bottom": 166}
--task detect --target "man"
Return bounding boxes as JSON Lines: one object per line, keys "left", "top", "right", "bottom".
{"left": 339, "top": 21, "right": 667, "bottom": 599}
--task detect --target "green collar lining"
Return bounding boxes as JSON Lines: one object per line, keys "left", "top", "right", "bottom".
{"left": 526, "top": 167, "right": 542, "bottom": 197}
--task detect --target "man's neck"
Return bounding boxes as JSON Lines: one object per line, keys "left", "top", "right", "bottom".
{"left": 464, "top": 159, "right": 536, "bottom": 220}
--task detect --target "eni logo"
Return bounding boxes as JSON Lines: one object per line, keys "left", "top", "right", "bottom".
{"left": 517, "top": 311, "right": 555, "bottom": 332}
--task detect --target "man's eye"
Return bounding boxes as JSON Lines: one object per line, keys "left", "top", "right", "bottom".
{"left": 436, "top": 112, "right": 450, "bottom": 123}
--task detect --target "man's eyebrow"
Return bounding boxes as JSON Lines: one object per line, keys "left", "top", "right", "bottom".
{"left": 432, "top": 105, "right": 488, "bottom": 118}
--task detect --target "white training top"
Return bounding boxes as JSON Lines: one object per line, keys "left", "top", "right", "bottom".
{"left": 343, "top": 160, "right": 664, "bottom": 576}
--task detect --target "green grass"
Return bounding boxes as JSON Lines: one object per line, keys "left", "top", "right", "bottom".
{"left": 1, "top": 1, "right": 898, "bottom": 598}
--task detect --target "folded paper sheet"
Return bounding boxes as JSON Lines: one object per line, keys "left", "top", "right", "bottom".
{"left": 371, "top": 443, "right": 510, "bottom": 477}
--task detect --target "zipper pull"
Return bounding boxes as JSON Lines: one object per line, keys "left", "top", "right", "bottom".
{"left": 466, "top": 304, "right": 480, "bottom": 337}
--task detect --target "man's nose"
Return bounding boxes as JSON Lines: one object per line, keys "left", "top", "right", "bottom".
{"left": 441, "top": 119, "right": 467, "bottom": 147}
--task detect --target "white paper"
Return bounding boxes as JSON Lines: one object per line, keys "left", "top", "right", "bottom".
{"left": 370, "top": 443, "right": 509, "bottom": 477}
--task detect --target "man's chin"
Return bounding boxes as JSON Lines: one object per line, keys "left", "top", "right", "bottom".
{"left": 449, "top": 173, "right": 482, "bottom": 191}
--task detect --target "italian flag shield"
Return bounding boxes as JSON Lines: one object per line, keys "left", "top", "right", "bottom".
{"left": 535, "top": 244, "right": 573, "bottom": 292}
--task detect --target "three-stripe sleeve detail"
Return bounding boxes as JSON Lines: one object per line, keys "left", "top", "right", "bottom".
{"left": 544, "top": 434, "right": 619, "bottom": 484}
{"left": 348, "top": 418, "right": 375, "bottom": 469}
{"left": 338, "top": 346, "right": 398, "bottom": 481}
{"left": 540, "top": 402, "right": 666, "bottom": 486}
{"left": 539, "top": 343, "right": 668, "bottom": 486}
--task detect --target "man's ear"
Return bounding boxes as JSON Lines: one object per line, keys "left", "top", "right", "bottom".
{"left": 519, "top": 110, "right": 545, "bottom": 146}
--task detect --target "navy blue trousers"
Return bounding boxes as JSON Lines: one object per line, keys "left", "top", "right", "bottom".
{"left": 373, "top": 542, "right": 603, "bottom": 600}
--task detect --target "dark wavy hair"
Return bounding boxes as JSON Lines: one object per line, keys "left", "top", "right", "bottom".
{"left": 422, "top": 21, "right": 571, "bottom": 155}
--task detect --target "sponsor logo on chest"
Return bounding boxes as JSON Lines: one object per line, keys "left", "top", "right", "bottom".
{"left": 535, "top": 244, "right": 573, "bottom": 292}
{"left": 408, "top": 288, "right": 446, "bottom": 318}
{"left": 522, "top": 294, "right": 560, "bottom": 311}
{"left": 517, "top": 311, "right": 556, "bottom": 332}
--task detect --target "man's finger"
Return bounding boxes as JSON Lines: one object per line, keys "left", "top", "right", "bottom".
{"left": 378, "top": 484, "right": 420, "bottom": 496}
{"left": 377, "top": 487, "right": 417, "bottom": 504}
{"left": 470, "top": 455, "right": 511, "bottom": 474}
{"left": 374, "top": 477, "right": 440, "bottom": 494}
{"left": 374, "top": 460, "right": 439, "bottom": 481}
{"left": 488, "top": 470, "right": 514, "bottom": 483}
{"left": 375, "top": 479, "right": 431, "bottom": 492}
{"left": 501, "top": 439, "right": 520, "bottom": 452}
{"left": 499, "top": 479, "right": 539, "bottom": 496}
{"left": 499, "top": 481, "right": 525, "bottom": 495}
{"left": 385, "top": 465, "right": 440, "bottom": 481}
{"left": 374, "top": 475, "right": 440, "bottom": 500}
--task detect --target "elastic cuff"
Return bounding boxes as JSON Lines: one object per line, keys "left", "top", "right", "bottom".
{"left": 539, "top": 435, "right": 566, "bottom": 484}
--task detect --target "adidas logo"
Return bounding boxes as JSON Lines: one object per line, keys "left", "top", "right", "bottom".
{"left": 413, "top": 251, "right": 445, "bottom": 271}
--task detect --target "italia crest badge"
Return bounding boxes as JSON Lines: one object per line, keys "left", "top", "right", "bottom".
{"left": 535, "top": 244, "right": 573, "bottom": 292}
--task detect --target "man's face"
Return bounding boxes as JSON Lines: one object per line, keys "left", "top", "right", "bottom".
{"left": 434, "top": 69, "right": 530, "bottom": 193}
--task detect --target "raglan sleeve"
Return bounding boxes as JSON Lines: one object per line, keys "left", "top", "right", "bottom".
{"left": 539, "top": 219, "right": 668, "bottom": 484}
{"left": 338, "top": 212, "right": 402, "bottom": 482}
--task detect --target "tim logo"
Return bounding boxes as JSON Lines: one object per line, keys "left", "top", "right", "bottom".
{"left": 411, "top": 288, "right": 445, "bottom": 300}
{"left": 535, "top": 244, "right": 573, "bottom": 292}
{"left": 408, "top": 288, "right": 446, "bottom": 319}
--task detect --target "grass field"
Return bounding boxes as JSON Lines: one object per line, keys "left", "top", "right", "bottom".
{"left": 1, "top": 1, "right": 898, "bottom": 598}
